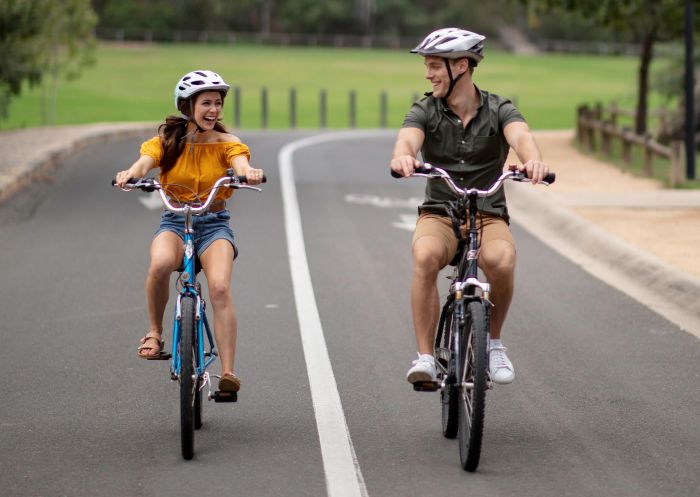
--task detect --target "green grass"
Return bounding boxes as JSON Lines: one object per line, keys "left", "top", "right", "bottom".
{"left": 1, "top": 42, "right": 663, "bottom": 131}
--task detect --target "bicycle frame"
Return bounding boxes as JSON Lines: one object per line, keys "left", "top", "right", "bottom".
{"left": 115, "top": 172, "right": 262, "bottom": 387}
{"left": 170, "top": 206, "right": 217, "bottom": 383}
{"left": 395, "top": 163, "right": 554, "bottom": 471}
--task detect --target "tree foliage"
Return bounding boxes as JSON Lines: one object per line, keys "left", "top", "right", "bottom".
{"left": 522, "top": 0, "right": 696, "bottom": 134}
{"left": 91, "top": 0, "right": 522, "bottom": 37}
{"left": 0, "top": 0, "right": 97, "bottom": 120}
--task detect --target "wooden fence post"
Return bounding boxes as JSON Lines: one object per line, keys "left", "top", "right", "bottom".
{"left": 621, "top": 127, "right": 633, "bottom": 167}
{"left": 380, "top": 91, "right": 388, "bottom": 128}
{"left": 601, "top": 119, "right": 612, "bottom": 156}
{"left": 233, "top": 86, "right": 241, "bottom": 129}
{"left": 670, "top": 140, "right": 685, "bottom": 187}
{"left": 349, "top": 90, "right": 356, "bottom": 128}
{"left": 319, "top": 90, "right": 327, "bottom": 128}
{"left": 289, "top": 87, "right": 297, "bottom": 129}
{"left": 608, "top": 101, "right": 619, "bottom": 127}
{"left": 261, "top": 87, "right": 268, "bottom": 129}
{"left": 576, "top": 105, "right": 586, "bottom": 144}
{"left": 643, "top": 133, "right": 653, "bottom": 177}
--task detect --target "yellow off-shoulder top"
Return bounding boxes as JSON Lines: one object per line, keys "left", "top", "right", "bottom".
{"left": 140, "top": 136, "right": 251, "bottom": 203}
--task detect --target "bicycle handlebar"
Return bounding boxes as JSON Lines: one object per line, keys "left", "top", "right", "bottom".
{"left": 391, "top": 163, "right": 555, "bottom": 198}
{"left": 111, "top": 171, "right": 266, "bottom": 214}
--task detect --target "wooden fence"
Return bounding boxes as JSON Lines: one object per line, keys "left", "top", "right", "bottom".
{"left": 576, "top": 103, "right": 686, "bottom": 186}
{"left": 230, "top": 86, "right": 420, "bottom": 130}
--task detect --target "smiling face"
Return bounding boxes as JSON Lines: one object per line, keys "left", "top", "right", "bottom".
{"left": 423, "top": 56, "right": 470, "bottom": 98}
{"left": 191, "top": 90, "right": 224, "bottom": 130}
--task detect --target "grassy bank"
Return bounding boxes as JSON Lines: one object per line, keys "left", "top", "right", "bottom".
{"left": 2, "top": 42, "right": 659, "bottom": 131}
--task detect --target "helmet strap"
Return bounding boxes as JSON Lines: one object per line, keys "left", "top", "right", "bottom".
{"left": 188, "top": 99, "right": 206, "bottom": 133}
{"left": 443, "top": 58, "right": 466, "bottom": 100}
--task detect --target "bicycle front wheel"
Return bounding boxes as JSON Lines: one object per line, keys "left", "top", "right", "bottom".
{"left": 457, "top": 300, "right": 489, "bottom": 472}
{"left": 179, "top": 296, "right": 197, "bottom": 460}
{"left": 437, "top": 303, "right": 458, "bottom": 439}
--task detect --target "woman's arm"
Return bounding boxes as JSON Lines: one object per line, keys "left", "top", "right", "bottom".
{"left": 231, "top": 154, "right": 264, "bottom": 185}
{"left": 114, "top": 155, "right": 157, "bottom": 187}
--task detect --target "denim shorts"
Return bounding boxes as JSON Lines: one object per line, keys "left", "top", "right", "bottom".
{"left": 155, "top": 209, "right": 238, "bottom": 259}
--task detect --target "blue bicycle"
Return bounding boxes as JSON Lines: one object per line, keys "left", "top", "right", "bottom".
{"left": 113, "top": 170, "right": 263, "bottom": 460}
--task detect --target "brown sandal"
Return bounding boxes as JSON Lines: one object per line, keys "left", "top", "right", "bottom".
{"left": 218, "top": 373, "right": 241, "bottom": 392}
{"left": 137, "top": 332, "right": 164, "bottom": 359}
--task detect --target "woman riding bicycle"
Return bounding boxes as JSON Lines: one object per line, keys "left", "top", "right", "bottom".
{"left": 114, "top": 70, "right": 264, "bottom": 394}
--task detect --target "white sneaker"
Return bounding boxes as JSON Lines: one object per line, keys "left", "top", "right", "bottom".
{"left": 406, "top": 353, "right": 437, "bottom": 384}
{"left": 489, "top": 346, "right": 515, "bottom": 384}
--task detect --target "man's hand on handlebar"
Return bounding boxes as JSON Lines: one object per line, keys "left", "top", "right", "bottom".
{"left": 390, "top": 155, "right": 422, "bottom": 178}
{"left": 517, "top": 159, "right": 550, "bottom": 184}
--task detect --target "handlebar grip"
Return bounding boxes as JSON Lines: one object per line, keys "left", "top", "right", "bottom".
{"left": 390, "top": 166, "right": 432, "bottom": 178}
{"left": 234, "top": 175, "right": 267, "bottom": 184}
{"left": 543, "top": 172, "right": 556, "bottom": 184}
{"left": 111, "top": 178, "right": 141, "bottom": 186}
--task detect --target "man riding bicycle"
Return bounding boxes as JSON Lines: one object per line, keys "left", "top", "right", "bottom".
{"left": 390, "top": 28, "right": 550, "bottom": 386}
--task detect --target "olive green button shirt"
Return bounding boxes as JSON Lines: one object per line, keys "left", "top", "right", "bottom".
{"left": 402, "top": 87, "right": 525, "bottom": 222}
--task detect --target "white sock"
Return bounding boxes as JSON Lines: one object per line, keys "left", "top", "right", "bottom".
{"left": 490, "top": 339, "right": 503, "bottom": 351}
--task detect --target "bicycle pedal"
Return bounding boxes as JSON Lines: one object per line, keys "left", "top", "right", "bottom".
{"left": 211, "top": 390, "right": 238, "bottom": 403}
{"left": 146, "top": 351, "right": 172, "bottom": 361}
{"left": 412, "top": 381, "right": 440, "bottom": 392}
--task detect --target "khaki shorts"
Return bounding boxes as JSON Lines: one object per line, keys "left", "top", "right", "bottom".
{"left": 412, "top": 213, "right": 515, "bottom": 266}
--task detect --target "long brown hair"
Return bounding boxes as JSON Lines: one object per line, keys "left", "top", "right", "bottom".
{"left": 158, "top": 91, "right": 228, "bottom": 174}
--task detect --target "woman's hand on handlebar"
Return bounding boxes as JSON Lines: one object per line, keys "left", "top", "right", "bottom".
{"left": 114, "top": 169, "right": 137, "bottom": 188}
{"left": 244, "top": 167, "right": 265, "bottom": 185}
{"left": 390, "top": 155, "right": 421, "bottom": 178}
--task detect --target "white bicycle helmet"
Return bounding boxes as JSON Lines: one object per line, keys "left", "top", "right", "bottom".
{"left": 411, "top": 28, "right": 485, "bottom": 63}
{"left": 173, "top": 70, "right": 230, "bottom": 110}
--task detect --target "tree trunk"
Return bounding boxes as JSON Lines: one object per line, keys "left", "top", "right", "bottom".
{"left": 635, "top": 1, "right": 661, "bottom": 136}
{"left": 635, "top": 27, "right": 657, "bottom": 135}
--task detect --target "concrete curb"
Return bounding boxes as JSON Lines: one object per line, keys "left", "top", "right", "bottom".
{"left": 507, "top": 182, "right": 700, "bottom": 334}
{"left": 0, "top": 123, "right": 156, "bottom": 203}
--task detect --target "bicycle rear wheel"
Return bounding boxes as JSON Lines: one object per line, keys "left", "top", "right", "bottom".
{"left": 179, "top": 296, "right": 197, "bottom": 460}
{"left": 437, "top": 303, "right": 458, "bottom": 439}
{"left": 457, "top": 300, "right": 489, "bottom": 472}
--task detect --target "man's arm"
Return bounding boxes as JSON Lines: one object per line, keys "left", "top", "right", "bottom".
{"left": 503, "top": 121, "right": 549, "bottom": 183}
{"left": 390, "top": 127, "right": 425, "bottom": 177}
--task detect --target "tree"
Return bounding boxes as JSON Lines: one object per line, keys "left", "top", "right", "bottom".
{"left": 522, "top": 0, "right": 693, "bottom": 135}
{"left": 0, "top": 0, "right": 46, "bottom": 119}
{"left": 0, "top": 0, "right": 97, "bottom": 122}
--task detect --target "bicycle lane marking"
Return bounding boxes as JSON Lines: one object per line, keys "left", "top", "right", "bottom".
{"left": 279, "top": 131, "right": 392, "bottom": 497}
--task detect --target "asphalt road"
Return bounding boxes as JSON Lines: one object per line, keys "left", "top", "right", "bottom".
{"left": 0, "top": 131, "right": 698, "bottom": 497}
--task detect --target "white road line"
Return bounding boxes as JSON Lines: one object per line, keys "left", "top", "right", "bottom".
{"left": 279, "top": 131, "right": 390, "bottom": 497}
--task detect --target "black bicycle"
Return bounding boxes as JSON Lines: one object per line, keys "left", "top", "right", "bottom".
{"left": 394, "top": 164, "right": 554, "bottom": 471}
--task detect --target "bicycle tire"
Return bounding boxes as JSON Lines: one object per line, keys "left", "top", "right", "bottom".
{"left": 180, "top": 296, "right": 196, "bottom": 460}
{"left": 458, "top": 300, "right": 488, "bottom": 472}
{"left": 439, "top": 304, "right": 458, "bottom": 439}
{"left": 194, "top": 285, "right": 203, "bottom": 430}
{"left": 194, "top": 331, "right": 203, "bottom": 430}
